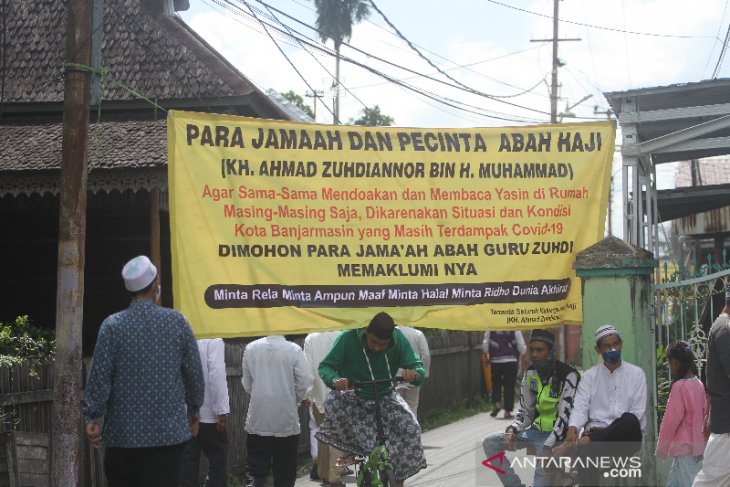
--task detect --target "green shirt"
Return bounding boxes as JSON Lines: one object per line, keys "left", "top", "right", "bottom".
{"left": 319, "top": 328, "right": 425, "bottom": 399}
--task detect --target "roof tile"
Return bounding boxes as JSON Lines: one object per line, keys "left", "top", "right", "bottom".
{"left": 2, "top": 0, "right": 256, "bottom": 103}
{"left": 0, "top": 120, "right": 167, "bottom": 171}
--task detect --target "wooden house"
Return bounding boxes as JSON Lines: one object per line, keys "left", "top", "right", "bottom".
{"left": 0, "top": 0, "right": 293, "bottom": 353}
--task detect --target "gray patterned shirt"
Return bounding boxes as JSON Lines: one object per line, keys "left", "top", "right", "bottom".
{"left": 83, "top": 299, "right": 204, "bottom": 447}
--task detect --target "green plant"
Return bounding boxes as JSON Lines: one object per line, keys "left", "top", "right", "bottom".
{"left": 357, "top": 443, "right": 394, "bottom": 486}
{"left": 0, "top": 315, "right": 55, "bottom": 367}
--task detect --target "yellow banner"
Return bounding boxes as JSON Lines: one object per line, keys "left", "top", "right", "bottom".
{"left": 168, "top": 110, "right": 615, "bottom": 338}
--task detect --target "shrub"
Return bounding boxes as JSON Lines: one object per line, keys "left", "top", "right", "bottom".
{"left": 0, "top": 316, "right": 55, "bottom": 367}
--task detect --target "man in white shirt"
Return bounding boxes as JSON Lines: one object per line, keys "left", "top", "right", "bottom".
{"left": 242, "top": 335, "right": 313, "bottom": 487}
{"left": 304, "top": 331, "right": 344, "bottom": 486}
{"left": 561, "top": 324, "right": 646, "bottom": 486}
{"left": 180, "top": 338, "right": 230, "bottom": 487}
{"left": 395, "top": 325, "right": 431, "bottom": 417}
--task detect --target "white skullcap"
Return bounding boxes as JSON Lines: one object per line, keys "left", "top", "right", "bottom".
{"left": 594, "top": 324, "right": 620, "bottom": 344}
{"left": 122, "top": 255, "right": 157, "bottom": 292}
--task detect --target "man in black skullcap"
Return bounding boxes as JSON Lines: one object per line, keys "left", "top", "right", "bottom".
{"left": 482, "top": 329, "right": 580, "bottom": 487}
{"left": 316, "top": 312, "right": 427, "bottom": 487}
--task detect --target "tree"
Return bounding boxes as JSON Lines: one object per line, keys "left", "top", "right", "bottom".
{"left": 349, "top": 105, "right": 394, "bottom": 126}
{"left": 281, "top": 90, "right": 315, "bottom": 119}
{"left": 313, "top": 0, "right": 371, "bottom": 124}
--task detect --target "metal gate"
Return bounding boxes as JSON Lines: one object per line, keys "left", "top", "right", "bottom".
{"left": 655, "top": 262, "right": 730, "bottom": 368}
{"left": 653, "top": 259, "right": 730, "bottom": 413}
{"left": 652, "top": 259, "right": 729, "bottom": 484}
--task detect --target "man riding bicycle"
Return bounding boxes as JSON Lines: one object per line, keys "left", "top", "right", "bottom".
{"left": 316, "top": 312, "right": 427, "bottom": 487}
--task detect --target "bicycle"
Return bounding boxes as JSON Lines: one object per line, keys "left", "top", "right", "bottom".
{"left": 342, "top": 376, "right": 402, "bottom": 487}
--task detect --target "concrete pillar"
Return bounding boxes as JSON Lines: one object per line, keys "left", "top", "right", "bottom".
{"left": 573, "top": 236, "right": 658, "bottom": 482}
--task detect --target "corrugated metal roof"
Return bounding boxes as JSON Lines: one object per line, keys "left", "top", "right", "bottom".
{"left": 605, "top": 78, "right": 730, "bottom": 164}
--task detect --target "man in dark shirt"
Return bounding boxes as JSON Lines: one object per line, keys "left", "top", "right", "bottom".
{"left": 482, "top": 329, "right": 580, "bottom": 487}
{"left": 693, "top": 288, "right": 730, "bottom": 486}
{"left": 83, "top": 255, "right": 204, "bottom": 487}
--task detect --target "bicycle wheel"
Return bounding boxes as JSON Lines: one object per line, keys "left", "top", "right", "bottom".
{"left": 380, "top": 468, "right": 397, "bottom": 487}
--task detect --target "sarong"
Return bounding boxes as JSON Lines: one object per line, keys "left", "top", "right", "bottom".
{"left": 315, "top": 390, "right": 427, "bottom": 481}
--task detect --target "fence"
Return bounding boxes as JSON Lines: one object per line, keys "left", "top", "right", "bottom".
{"left": 0, "top": 331, "right": 485, "bottom": 485}
{"left": 653, "top": 259, "right": 730, "bottom": 484}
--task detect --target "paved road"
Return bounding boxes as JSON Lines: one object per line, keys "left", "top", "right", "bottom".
{"left": 295, "top": 411, "right": 514, "bottom": 487}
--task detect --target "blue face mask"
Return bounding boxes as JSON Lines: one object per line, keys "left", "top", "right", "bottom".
{"left": 602, "top": 348, "right": 621, "bottom": 365}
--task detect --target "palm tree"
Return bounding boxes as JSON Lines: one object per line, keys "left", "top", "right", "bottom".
{"left": 313, "top": 0, "right": 371, "bottom": 124}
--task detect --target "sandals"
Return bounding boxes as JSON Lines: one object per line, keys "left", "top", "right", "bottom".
{"left": 336, "top": 454, "right": 358, "bottom": 467}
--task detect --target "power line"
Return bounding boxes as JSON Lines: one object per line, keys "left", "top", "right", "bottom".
{"left": 703, "top": 0, "right": 730, "bottom": 77}
{"left": 486, "top": 0, "right": 712, "bottom": 39}
{"left": 194, "top": 0, "right": 617, "bottom": 123}
{"left": 712, "top": 24, "right": 730, "bottom": 78}
{"left": 368, "top": 0, "right": 506, "bottom": 99}
{"left": 251, "top": 0, "right": 557, "bottom": 117}
{"left": 253, "top": 0, "right": 371, "bottom": 113}
{"left": 202, "top": 0, "right": 544, "bottom": 123}
{"left": 323, "top": 43, "right": 550, "bottom": 99}
{"left": 367, "top": 0, "right": 549, "bottom": 101}
{"left": 237, "top": 0, "right": 338, "bottom": 121}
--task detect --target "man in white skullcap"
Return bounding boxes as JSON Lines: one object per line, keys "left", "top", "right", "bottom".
{"left": 83, "top": 256, "right": 204, "bottom": 487}
{"left": 560, "top": 323, "right": 647, "bottom": 486}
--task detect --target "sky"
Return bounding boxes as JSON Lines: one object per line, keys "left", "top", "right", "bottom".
{"left": 179, "top": 0, "right": 730, "bottom": 238}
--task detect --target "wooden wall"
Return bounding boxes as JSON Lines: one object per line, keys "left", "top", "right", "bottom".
{"left": 0, "top": 331, "right": 486, "bottom": 485}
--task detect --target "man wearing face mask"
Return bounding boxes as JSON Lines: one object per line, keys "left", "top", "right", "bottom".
{"left": 562, "top": 324, "right": 647, "bottom": 486}
{"left": 482, "top": 329, "right": 580, "bottom": 487}
{"left": 83, "top": 255, "right": 204, "bottom": 487}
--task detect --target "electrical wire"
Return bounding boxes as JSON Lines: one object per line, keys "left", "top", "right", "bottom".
{"left": 580, "top": 0, "right": 602, "bottom": 100}
{"left": 204, "top": 0, "right": 550, "bottom": 122}
{"left": 367, "top": 0, "right": 503, "bottom": 98}
{"left": 703, "top": 0, "right": 730, "bottom": 77}
{"left": 485, "top": 0, "right": 713, "bottom": 39}
{"left": 241, "top": 0, "right": 557, "bottom": 117}
{"left": 238, "top": 0, "right": 341, "bottom": 121}
{"left": 256, "top": 0, "right": 371, "bottom": 115}
{"left": 367, "top": 0, "right": 548, "bottom": 100}
{"left": 712, "top": 24, "right": 730, "bottom": 78}
{"left": 196, "top": 0, "right": 612, "bottom": 122}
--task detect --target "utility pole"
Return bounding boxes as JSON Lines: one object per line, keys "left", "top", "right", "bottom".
{"left": 550, "top": 0, "right": 559, "bottom": 123}
{"left": 531, "top": 0, "right": 581, "bottom": 362}
{"left": 530, "top": 0, "right": 580, "bottom": 123}
{"left": 306, "top": 89, "right": 324, "bottom": 121}
{"left": 53, "top": 0, "right": 91, "bottom": 484}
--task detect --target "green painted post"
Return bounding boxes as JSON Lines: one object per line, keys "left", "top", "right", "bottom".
{"left": 573, "top": 236, "right": 658, "bottom": 485}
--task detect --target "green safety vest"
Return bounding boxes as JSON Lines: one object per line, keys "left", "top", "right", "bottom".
{"left": 527, "top": 373, "right": 563, "bottom": 432}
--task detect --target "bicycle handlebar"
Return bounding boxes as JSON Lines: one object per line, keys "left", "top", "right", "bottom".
{"left": 350, "top": 376, "right": 404, "bottom": 388}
